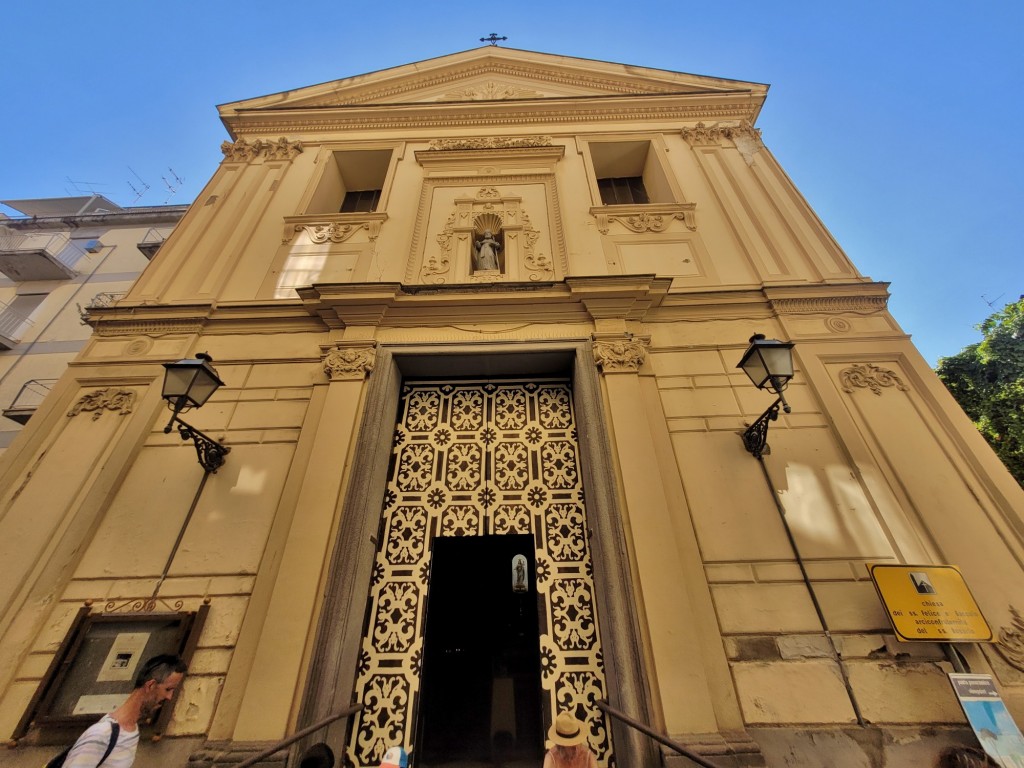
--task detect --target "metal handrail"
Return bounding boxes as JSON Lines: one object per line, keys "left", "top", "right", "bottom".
{"left": 234, "top": 703, "right": 363, "bottom": 768}
{"left": 596, "top": 700, "right": 723, "bottom": 768}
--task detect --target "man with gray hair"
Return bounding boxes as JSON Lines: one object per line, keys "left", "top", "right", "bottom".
{"left": 59, "top": 654, "right": 187, "bottom": 768}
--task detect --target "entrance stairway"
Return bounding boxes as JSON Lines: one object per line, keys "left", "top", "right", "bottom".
{"left": 231, "top": 700, "right": 727, "bottom": 768}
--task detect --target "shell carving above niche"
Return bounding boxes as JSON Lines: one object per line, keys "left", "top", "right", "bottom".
{"left": 421, "top": 187, "right": 551, "bottom": 284}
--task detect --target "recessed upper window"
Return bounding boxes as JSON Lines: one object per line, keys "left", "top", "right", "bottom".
{"left": 590, "top": 140, "right": 674, "bottom": 205}
{"left": 598, "top": 176, "right": 649, "bottom": 206}
{"left": 340, "top": 189, "right": 382, "bottom": 213}
{"left": 306, "top": 149, "right": 393, "bottom": 215}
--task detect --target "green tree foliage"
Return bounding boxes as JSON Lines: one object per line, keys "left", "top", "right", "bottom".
{"left": 936, "top": 297, "right": 1024, "bottom": 487}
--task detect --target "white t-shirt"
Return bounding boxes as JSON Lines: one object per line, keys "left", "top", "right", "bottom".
{"left": 64, "top": 715, "right": 140, "bottom": 768}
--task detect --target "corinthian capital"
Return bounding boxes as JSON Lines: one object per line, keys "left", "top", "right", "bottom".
{"left": 321, "top": 342, "right": 377, "bottom": 381}
{"left": 221, "top": 136, "right": 303, "bottom": 163}
{"left": 592, "top": 335, "right": 650, "bottom": 374}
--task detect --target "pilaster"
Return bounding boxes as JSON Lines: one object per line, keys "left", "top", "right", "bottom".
{"left": 592, "top": 333, "right": 749, "bottom": 747}
{"left": 231, "top": 341, "right": 376, "bottom": 742}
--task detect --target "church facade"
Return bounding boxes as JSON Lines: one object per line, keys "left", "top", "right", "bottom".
{"left": 2, "top": 47, "right": 1023, "bottom": 767}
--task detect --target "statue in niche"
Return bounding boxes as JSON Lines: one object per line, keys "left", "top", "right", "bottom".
{"left": 473, "top": 230, "right": 502, "bottom": 271}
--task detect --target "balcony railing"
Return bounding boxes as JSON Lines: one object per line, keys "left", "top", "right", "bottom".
{"left": 0, "top": 301, "right": 35, "bottom": 349}
{"left": 2, "top": 378, "right": 57, "bottom": 425}
{"left": 137, "top": 227, "right": 171, "bottom": 260}
{"left": 78, "top": 292, "right": 127, "bottom": 324}
{"left": 0, "top": 232, "right": 84, "bottom": 280}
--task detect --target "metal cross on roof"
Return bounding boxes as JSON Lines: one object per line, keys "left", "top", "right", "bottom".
{"left": 480, "top": 33, "right": 507, "bottom": 46}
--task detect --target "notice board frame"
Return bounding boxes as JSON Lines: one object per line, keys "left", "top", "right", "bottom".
{"left": 12, "top": 601, "right": 208, "bottom": 741}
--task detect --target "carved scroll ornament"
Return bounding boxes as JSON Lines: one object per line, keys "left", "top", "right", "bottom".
{"left": 997, "top": 605, "right": 1024, "bottom": 672}
{"left": 303, "top": 222, "right": 369, "bottom": 244}
{"left": 592, "top": 336, "right": 650, "bottom": 374}
{"left": 221, "top": 136, "right": 303, "bottom": 163}
{"left": 596, "top": 207, "right": 696, "bottom": 234}
{"left": 67, "top": 388, "right": 137, "bottom": 420}
{"left": 839, "top": 363, "right": 909, "bottom": 395}
{"left": 322, "top": 344, "right": 377, "bottom": 381}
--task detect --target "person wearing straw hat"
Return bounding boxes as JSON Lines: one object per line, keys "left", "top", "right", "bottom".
{"left": 543, "top": 712, "right": 598, "bottom": 768}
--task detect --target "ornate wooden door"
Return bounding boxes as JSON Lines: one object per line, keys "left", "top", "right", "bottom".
{"left": 347, "top": 379, "right": 612, "bottom": 767}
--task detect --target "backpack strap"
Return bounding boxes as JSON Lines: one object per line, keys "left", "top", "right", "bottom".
{"left": 96, "top": 722, "right": 120, "bottom": 768}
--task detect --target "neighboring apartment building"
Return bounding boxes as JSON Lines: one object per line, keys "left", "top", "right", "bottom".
{"left": 0, "top": 196, "right": 186, "bottom": 451}
{"left": 1, "top": 48, "right": 1023, "bottom": 768}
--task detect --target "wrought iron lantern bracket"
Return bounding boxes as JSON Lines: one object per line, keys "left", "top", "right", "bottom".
{"left": 165, "top": 415, "right": 230, "bottom": 473}
{"left": 741, "top": 391, "right": 791, "bottom": 458}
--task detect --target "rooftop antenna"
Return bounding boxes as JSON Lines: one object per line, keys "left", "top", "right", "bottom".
{"left": 982, "top": 293, "right": 1005, "bottom": 309}
{"left": 126, "top": 166, "right": 150, "bottom": 204}
{"left": 480, "top": 33, "right": 507, "bottom": 46}
{"left": 65, "top": 177, "right": 108, "bottom": 196}
{"left": 161, "top": 167, "right": 184, "bottom": 203}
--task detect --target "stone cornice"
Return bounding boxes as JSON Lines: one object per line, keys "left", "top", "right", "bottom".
{"left": 0, "top": 206, "right": 188, "bottom": 232}
{"left": 83, "top": 302, "right": 325, "bottom": 336}
{"left": 643, "top": 281, "right": 889, "bottom": 323}
{"left": 296, "top": 62, "right": 686, "bottom": 108}
{"left": 224, "top": 93, "right": 762, "bottom": 137}
{"left": 297, "top": 276, "right": 673, "bottom": 329}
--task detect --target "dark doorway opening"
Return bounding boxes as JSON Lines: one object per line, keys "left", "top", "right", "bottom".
{"left": 416, "top": 535, "right": 544, "bottom": 767}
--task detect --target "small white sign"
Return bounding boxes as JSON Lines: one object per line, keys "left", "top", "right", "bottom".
{"left": 73, "top": 694, "right": 126, "bottom": 716}
{"left": 950, "top": 673, "right": 1024, "bottom": 767}
{"left": 96, "top": 632, "right": 150, "bottom": 682}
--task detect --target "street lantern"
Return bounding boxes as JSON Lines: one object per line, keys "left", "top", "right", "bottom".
{"left": 162, "top": 353, "right": 224, "bottom": 414}
{"left": 737, "top": 334, "right": 795, "bottom": 393}
{"left": 736, "top": 334, "right": 796, "bottom": 458}
{"left": 161, "top": 353, "right": 229, "bottom": 472}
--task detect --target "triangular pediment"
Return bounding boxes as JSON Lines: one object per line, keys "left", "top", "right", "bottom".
{"left": 219, "top": 47, "right": 766, "bottom": 115}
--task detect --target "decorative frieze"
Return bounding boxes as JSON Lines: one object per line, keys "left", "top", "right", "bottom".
{"left": 592, "top": 335, "right": 650, "bottom": 374}
{"left": 322, "top": 343, "right": 377, "bottom": 381}
{"left": 427, "top": 136, "right": 553, "bottom": 151}
{"left": 220, "top": 136, "right": 303, "bottom": 163}
{"left": 771, "top": 295, "right": 889, "bottom": 315}
{"left": 67, "top": 388, "right": 137, "bottom": 420}
{"left": 439, "top": 82, "right": 542, "bottom": 101}
{"left": 93, "top": 320, "right": 204, "bottom": 337}
{"left": 839, "top": 363, "right": 909, "bottom": 395}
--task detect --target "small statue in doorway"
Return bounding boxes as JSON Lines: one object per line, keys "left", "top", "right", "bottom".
{"left": 473, "top": 230, "right": 501, "bottom": 271}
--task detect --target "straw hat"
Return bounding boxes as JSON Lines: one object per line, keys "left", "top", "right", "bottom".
{"left": 548, "top": 712, "right": 586, "bottom": 747}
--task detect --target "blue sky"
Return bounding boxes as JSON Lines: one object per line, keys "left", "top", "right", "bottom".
{"left": 2, "top": 1, "right": 1020, "bottom": 365}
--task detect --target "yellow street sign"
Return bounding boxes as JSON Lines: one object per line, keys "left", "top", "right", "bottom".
{"left": 868, "top": 564, "right": 992, "bottom": 642}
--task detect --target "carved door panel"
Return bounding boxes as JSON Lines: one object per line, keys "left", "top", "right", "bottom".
{"left": 347, "top": 380, "right": 612, "bottom": 767}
